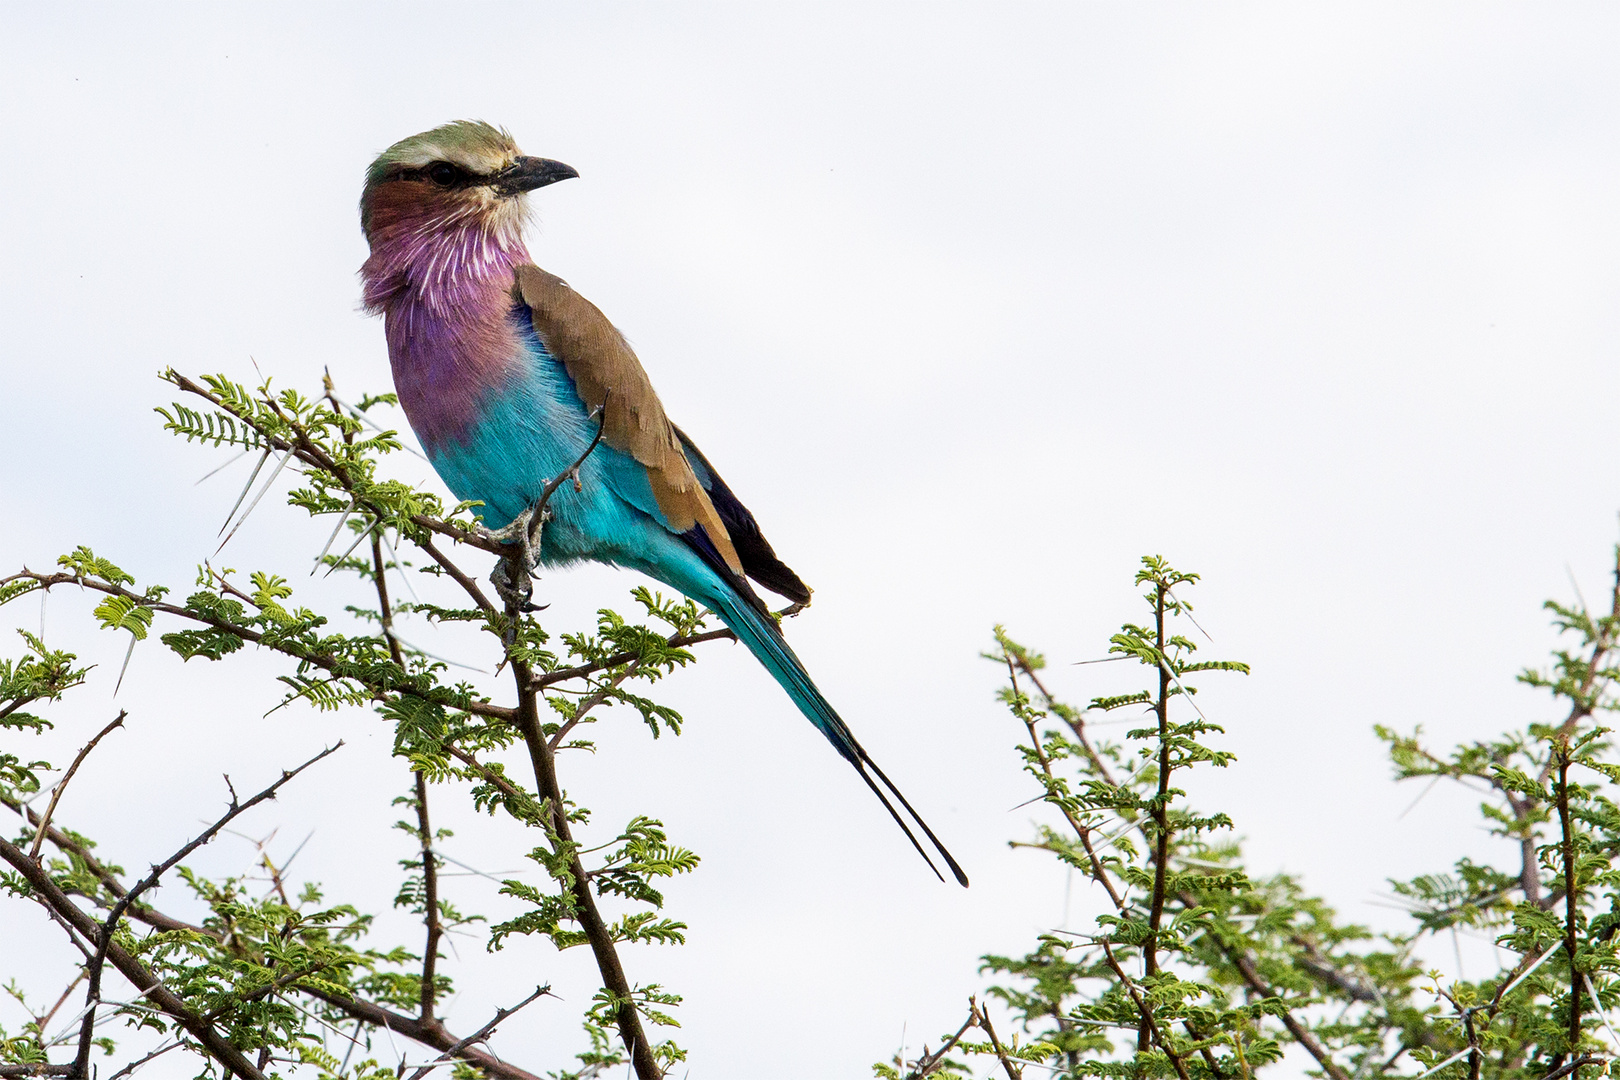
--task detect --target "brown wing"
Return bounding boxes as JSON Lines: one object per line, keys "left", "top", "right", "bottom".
{"left": 514, "top": 265, "right": 743, "bottom": 577}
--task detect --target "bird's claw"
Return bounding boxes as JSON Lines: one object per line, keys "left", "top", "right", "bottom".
{"left": 490, "top": 559, "right": 540, "bottom": 614}
{"left": 480, "top": 506, "right": 546, "bottom": 615}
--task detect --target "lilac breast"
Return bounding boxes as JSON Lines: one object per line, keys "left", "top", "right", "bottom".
{"left": 385, "top": 286, "right": 521, "bottom": 454}
{"left": 362, "top": 216, "right": 534, "bottom": 455}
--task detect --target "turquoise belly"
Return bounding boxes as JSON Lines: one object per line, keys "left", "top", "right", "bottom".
{"left": 426, "top": 319, "right": 671, "bottom": 572}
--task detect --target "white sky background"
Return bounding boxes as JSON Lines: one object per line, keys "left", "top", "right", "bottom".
{"left": 3, "top": 4, "right": 1620, "bottom": 1077}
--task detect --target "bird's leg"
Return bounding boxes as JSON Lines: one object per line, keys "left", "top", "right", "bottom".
{"left": 480, "top": 504, "right": 547, "bottom": 615}
{"left": 485, "top": 408, "right": 606, "bottom": 620}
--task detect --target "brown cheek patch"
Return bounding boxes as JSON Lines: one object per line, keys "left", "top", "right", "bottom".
{"left": 366, "top": 182, "right": 464, "bottom": 234}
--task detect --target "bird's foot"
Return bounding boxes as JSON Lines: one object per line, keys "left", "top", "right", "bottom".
{"left": 479, "top": 508, "right": 545, "bottom": 615}
{"left": 489, "top": 559, "right": 539, "bottom": 614}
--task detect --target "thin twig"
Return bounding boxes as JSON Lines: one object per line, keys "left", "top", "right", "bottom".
{"left": 1098, "top": 941, "right": 1192, "bottom": 1080}
{"left": 0, "top": 834, "right": 268, "bottom": 1080}
{"left": 402, "top": 985, "right": 552, "bottom": 1080}
{"left": 901, "top": 1009, "right": 978, "bottom": 1080}
{"left": 71, "top": 744, "right": 341, "bottom": 1080}
{"left": 5, "top": 570, "right": 517, "bottom": 724}
{"left": 969, "top": 996, "right": 1023, "bottom": 1080}
{"left": 28, "top": 712, "right": 126, "bottom": 860}
{"left": 102, "top": 1039, "right": 183, "bottom": 1080}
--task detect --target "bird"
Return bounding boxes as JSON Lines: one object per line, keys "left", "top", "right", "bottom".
{"left": 359, "top": 120, "right": 965, "bottom": 886}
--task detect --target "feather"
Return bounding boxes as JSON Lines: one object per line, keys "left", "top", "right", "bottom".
{"left": 515, "top": 266, "right": 745, "bottom": 577}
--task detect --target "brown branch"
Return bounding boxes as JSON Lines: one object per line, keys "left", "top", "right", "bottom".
{"left": 1542, "top": 1056, "right": 1608, "bottom": 1080}
{"left": 1465, "top": 1008, "right": 1482, "bottom": 1080}
{"left": 0, "top": 793, "right": 207, "bottom": 936}
{"left": 28, "top": 712, "right": 126, "bottom": 860}
{"left": 1006, "top": 639, "right": 1358, "bottom": 1080}
{"left": 547, "top": 659, "right": 645, "bottom": 751}
{"left": 1145, "top": 583, "right": 1172, "bottom": 1003}
{"left": 300, "top": 986, "right": 546, "bottom": 1080}
{"left": 366, "top": 527, "right": 445, "bottom": 1026}
{"left": 505, "top": 608, "right": 660, "bottom": 1079}
{"left": 1292, "top": 940, "right": 1381, "bottom": 1004}
{"left": 1003, "top": 657, "right": 1126, "bottom": 912}
{"left": 72, "top": 744, "right": 341, "bottom": 1080}
{"left": 1185, "top": 1019, "right": 1229, "bottom": 1079}
{"left": 4, "top": 570, "right": 515, "bottom": 724}
{"left": 900, "top": 1008, "right": 978, "bottom": 1080}
{"left": 199, "top": 961, "right": 337, "bottom": 1024}
{"left": 1098, "top": 941, "right": 1192, "bottom": 1080}
{"left": 0, "top": 835, "right": 267, "bottom": 1080}
{"left": 15, "top": 857, "right": 546, "bottom": 1080}
{"left": 1012, "top": 654, "right": 1118, "bottom": 788}
{"left": 531, "top": 606, "right": 804, "bottom": 693}
{"left": 413, "top": 772, "right": 442, "bottom": 1020}
{"left": 1557, "top": 745, "right": 1583, "bottom": 1058}
{"left": 402, "top": 984, "right": 552, "bottom": 1080}
{"left": 418, "top": 536, "right": 496, "bottom": 615}
{"left": 2, "top": 744, "right": 541, "bottom": 1080}
{"left": 1536, "top": 545, "right": 1620, "bottom": 787}
{"left": 15, "top": 822, "right": 541, "bottom": 1080}
{"left": 969, "top": 996, "right": 1023, "bottom": 1080}
{"left": 1217, "top": 944, "right": 1351, "bottom": 1080}
{"left": 35, "top": 971, "right": 87, "bottom": 1041}
{"left": 101, "top": 1040, "right": 183, "bottom": 1080}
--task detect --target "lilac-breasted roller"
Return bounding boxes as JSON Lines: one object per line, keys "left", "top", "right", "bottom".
{"left": 359, "top": 121, "right": 966, "bottom": 885}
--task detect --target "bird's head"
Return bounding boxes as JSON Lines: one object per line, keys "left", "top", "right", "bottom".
{"left": 359, "top": 120, "right": 577, "bottom": 246}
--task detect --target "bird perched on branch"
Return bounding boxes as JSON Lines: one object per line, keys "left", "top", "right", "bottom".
{"left": 359, "top": 121, "right": 965, "bottom": 886}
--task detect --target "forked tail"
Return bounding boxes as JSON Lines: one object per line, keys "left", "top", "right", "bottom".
{"left": 710, "top": 588, "right": 969, "bottom": 887}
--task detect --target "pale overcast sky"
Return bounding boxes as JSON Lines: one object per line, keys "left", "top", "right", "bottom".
{"left": 3, "top": 5, "right": 1620, "bottom": 1078}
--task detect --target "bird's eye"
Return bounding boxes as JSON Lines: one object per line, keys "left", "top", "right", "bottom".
{"left": 427, "top": 162, "right": 460, "bottom": 187}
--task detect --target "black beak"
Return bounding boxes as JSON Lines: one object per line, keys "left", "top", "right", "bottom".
{"left": 494, "top": 156, "right": 579, "bottom": 196}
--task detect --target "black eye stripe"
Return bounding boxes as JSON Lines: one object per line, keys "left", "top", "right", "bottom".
{"left": 394, "top": 162, "right": 479, "bottom": 188}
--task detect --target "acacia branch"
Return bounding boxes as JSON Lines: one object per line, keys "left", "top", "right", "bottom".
{"left": 1542, "top": 1056, "right": 1608, "bottom": 1080}
{"left": 28, "top": 712, "right": 126, "bottom": 861}
{"left": 1007, "top": 641, "right": 1357, "bottom": 1080}
{"left": 1536, "top": 545, "right": 1620, "bottom": 786}
{"left": 531, "top": 604, "right": 804, "bottom": 693}
{"left": 71, "top": 744, "right": 340, "bottom": 1080}
{"left": 969, "top": 996, "right": 1023, "bottom": 1080}
{"left": 402, "top": 984, "right": 552, "bottom": 1080}
{"left": 1, "top": 570, "right": 515, "bottom": 724}
{"left": 366, "top": 527, "right": 446, "bottom": 1025}
{"left": 165, "top": 371, "right": 506, "bottom": 562}
{"left": 900, "top": 1009, "right": 978, "bottom": 1080}
{"left": 1098, "top": 941, "right": 1192, "bottom": 1080}
{"left": 1003, "top": 657, "right": 1126, "bottom": 911}
{"left": 500, "top": 563, "right": 660, "bottom": 1080}
{"left": 0, "top": 835, "right": 266, "bottom": 1080}
{"left": 1215, "top": 943, "right": 1351, "bottom": 1080}
{"left": 1557, "top": 746, "right": 1583, "bottom": 1058}
{"left": 3, "top": 790, "right": 541, "bottom": 1080}
{"left": 413, "top": 772, "right": 443, "bottom": 1020}
{"left": 300, "top": 987, "right": 547, "bottom": 1080}
{"left": 0, "top": 793, "right": 207, "bottom": 936}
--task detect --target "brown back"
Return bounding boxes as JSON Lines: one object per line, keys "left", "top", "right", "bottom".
{"left": 515, "top": 265, "right": 744, "bottom": 576}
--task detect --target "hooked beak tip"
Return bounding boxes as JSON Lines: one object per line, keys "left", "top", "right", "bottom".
{"left": 501, "top": 156, "right": 578, "bottom": 195}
